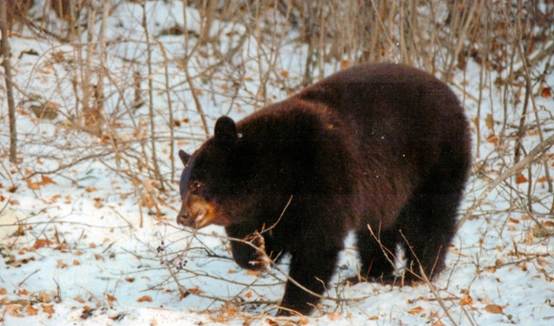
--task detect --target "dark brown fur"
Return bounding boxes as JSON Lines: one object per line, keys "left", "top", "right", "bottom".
{"left": 177, "top": 63, "right": 471, "bottom": 315}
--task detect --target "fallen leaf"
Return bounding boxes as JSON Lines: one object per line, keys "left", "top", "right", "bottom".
{"left": 188, "top": 287, "right": 202, "bottom": 295}
{"left": 432, "top": 321, "right": 445, "bottom": 326}
{"left": 328, "top": 312, "right": 341, "bottom": 320}
{"left": 0, "top": 288, "right": 6, "bottom": 295}
{"left": 515, "top": 174, "right": 528, "bottom": 184}
{"left": 56, "top": 260, "right": 68, "bottom": 269}
{"left": 6, "top": 304, "right": 22, "bottom": 317}
{"left": 541, "top": 86, "right": 552, "bottom": 98}
{"left": 106, "top": 293, "right": 117, "bottom": 304}
{"left": 38, "top": 291, "right": 52, "bottom": 303}
{"left": 42, "top": 303, "right": 55, "bottom": 318}
{"left": 81, "top": 305, "right": 94, "bottom": 319}
{"left": 486, "top": 134, "right": 499, "bottom": 145}
{"left": 484, "top": 304, "right": 503, "bottom": 314}
{"left": 33, "top": 239, "right": 51, "bottom": 250}
{"left": 485, "top": 113, "right": 494, "bottom": 130}
{"left": 408, "top": 306, "right": 424, "bottom": 315}
{"left": 41, "top": 175, "right": 56, "bottom": 185}
{"left": 26, "top": 304, "right": 39, "bottom": 316}
{"left": 340, "top": 59, "right": 351, "bottom": 70}
{"left": 460, "top": 293, "right": 473, "bottom": 305}
{"left": 137, "top": 295, "right": 153, "bottom": 303}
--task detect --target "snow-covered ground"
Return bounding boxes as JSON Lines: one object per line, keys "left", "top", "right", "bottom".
{"left": 1, "top": 1, "right": 553, "bottom": 325}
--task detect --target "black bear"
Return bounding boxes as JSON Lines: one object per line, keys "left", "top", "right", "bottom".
{"left": 176, "top": 63, "right": 471, "bottom": 315}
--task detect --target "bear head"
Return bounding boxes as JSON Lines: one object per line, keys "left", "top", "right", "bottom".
{"left": 176, "top": 116, "right": 285, "bottom": 230}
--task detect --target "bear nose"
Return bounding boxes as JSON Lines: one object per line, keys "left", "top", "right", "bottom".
{"left": 176, "top": 204, "right": 194, "bottom": 227}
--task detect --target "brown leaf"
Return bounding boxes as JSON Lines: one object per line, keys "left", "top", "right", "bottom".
{"left": 6, "top": 304, "right": 22, "bottom": 317}
{"left": 408, "top": 306, "right": 424, "bottom": 315}
{"left": 188, "top": 287, "right": 202, "bottom": 295}
{"left": 42, "top": 303, "right": 55, "bottom": 318}
{"left": 41, "top": 175, "right": 56, "bottom": 185}
{"left": 38, "top": 291, "right": 52, "bottom": 303}
{"left": 485, "top": 114, "right": 494, "bottom": 130}
{"left": 328, "top": 312, "right": 341, "bottom": 320}
{"left": 0, "top": 288, "right": 6, "bottom": 295}
{"left": 26, "top": 304, "right": 39, "bottom": 316}
{"left": 541, "top": 86, "right": 552, "bottom": 98}
{"left": 33, "top": 239, "right": 52, "bottom": 250}
{"left": 484, "top": 304, "right": 503, "bottom": 314}
{"left": 460, "top": 294, "right": 473, "bottom": 305}
{"left": 515, "top": 174, "right": 528, "bottom": 184}
{"left": 340, "top": 59, "right": 351, "bottom": 70}
{"left": 106, "top": 293, "right": 117, "bottom": 304}
{"left": 137, "top": 295, "right": 153, "bottom": 303}
{"left": 56, "top": 260, "right": 68, "bottom": 269}
{"left": 486, "top": 134, "right": 499, "bottom": 145}
{"left": 26, "top": 179, "right": 41, "bottom": 190}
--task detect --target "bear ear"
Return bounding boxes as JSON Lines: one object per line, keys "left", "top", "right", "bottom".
{"left": 178, "top": 150, "right": 191, "bottom": 166}
{"left": 214, "top": 116, "right": 238, "bottom": 145}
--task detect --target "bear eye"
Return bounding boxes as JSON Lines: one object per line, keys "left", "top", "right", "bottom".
{"left": 189, "top": 181, "right": 202, "bottom": 193}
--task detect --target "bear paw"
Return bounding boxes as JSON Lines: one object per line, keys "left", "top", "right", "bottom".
{"left": 245, "top": 232, "right": 271, "bottom": 271}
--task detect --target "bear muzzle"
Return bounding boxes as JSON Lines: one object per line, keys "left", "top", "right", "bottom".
{"left": 177, "top": 195, "right": 229, "bottom": 229}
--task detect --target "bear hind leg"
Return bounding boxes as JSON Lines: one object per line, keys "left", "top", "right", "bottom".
{"left": 356, "top": 226, "right": 398, "bottom": 282}
{"left": 396, "top": 186, "right": 463, "bottom": 283}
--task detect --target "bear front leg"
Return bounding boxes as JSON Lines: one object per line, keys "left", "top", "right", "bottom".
{"left": 226, "top": 225, "right": 269, "bottom": 271}
{"left": 278, "top": 247, "right": 340, "bottom": 316}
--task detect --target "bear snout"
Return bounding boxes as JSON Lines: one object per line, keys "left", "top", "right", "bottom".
{"left": 177, "top": 194, "right": 222, "bottom": 229}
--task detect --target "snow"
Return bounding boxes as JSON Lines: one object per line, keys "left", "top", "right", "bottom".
{"left": 1, "top": 1, "right": 554, "bottom": 325}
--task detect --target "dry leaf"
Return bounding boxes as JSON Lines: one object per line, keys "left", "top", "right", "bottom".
{"left": 106, "top": 293, "right": 117, "bottom": 304}
{"left": 0, "top": 288, "right": 7, "bottom": 295}
{"left": 72, "top": 259, "right": 80, "bottom": 266}
{"left": 432, "top": 321, "right": 445, "bottom": 326}
{"left": 328, "top": 312, "right": 341, "bottom": 320}
{"left": 515, "top": 174, "right": 528, "bottom": 184}
{"left": 38, "top": 291, "right": 52, "bottom": 303}
{"left": 408, "top": 306, "right": 424, "bottom": 315}
{"left": 93, "top": 198, "right": 104, "bottom": 209}
{"left": 484, "top": 304, "right": 503, "bottom": 314}
{"left": 6, "top": 304, "right": 22, "bottom": 317}
{"left": 460, "top": 293, "right": 473, "bottom": 305}
{"left": 137, "top": 295, "right": 153, "bottom": 303}
{"left": 486, "top": 134, "right": 499, "bottom": 145}
{"left": 125, "top": 277, "right": 135, "bottom": 283}
{"left": 26, "top": 179, "right": 41, "bottom": 190}
{"left": 42, "top": 303, "right": 55, "bottom": 318}
{"left": 280, "top": 70, "right": 289, "bottom": 78}
{"left": 33, "top": 239, "right": 51, "bottom": 250}
{"left": 485, "top": 114, "right": 494, "bottom": 130}
{"left": 340, "top": 59, "right": 351, "bottom": 70}
{"left": 26, "top": 304, "right": 39, "bottom": 316}
{"left": 41, "top": 175, "right": 55, "bottom": 185}
{"left": 368, "top": 315, "right": 379, "bottom": 320}
{"left": 56, "top": 260, "right": 68, "bottom": 269}
{"left": 17, "top": 288, "right": 29, "bottom": 296}
{"left": 188, "top": 287, "right": 202, "bottom": 295}
{"left": 541, "top": 86, "right": 552, "bottom": 98}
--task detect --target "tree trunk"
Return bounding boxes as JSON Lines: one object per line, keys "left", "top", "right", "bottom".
{"left": 0, "top": 1, "right": 17, "bottom": 163}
